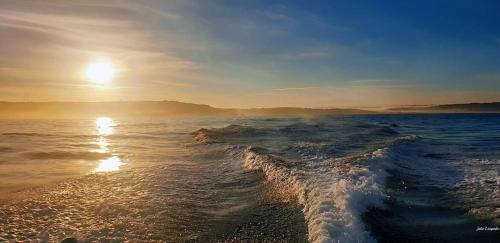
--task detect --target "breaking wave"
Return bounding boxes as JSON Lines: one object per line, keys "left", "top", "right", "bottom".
{"left": 192, "top": 125, "right": 261, "bottom": 143}
{"left": 2, "top": 115, "right": 498, "bottom": 242}
{"left": 195, "top": 123, "right": 417, "bottom": 242}
{"left": 241, "top": 146, "right": 391, "bottom": 242}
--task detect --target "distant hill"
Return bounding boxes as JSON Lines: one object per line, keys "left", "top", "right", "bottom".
{"left": 238, "top": 107, "right": 371, "bottom": 116}
{"left": 388, "top": 102, "right": 500, "bottom": 113}
{"left": 0, "top": 101, "right": 372, "bottom": 118}
{"left": 0, "top": 101, "right": 228, "bottom": 118}
{"left": 1, "top": 101, "right": 497, "bottom": 118}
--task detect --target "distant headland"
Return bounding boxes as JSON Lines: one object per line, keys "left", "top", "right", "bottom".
{"left": 388, "top": 102, "right": 500, "bottom": 113}
{"left": 0, "top": 101, "right": 498, "bottom": 118}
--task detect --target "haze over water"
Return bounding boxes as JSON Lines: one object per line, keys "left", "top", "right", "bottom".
{"left": 0, "top": 114, "right": 498, "bottom": 242}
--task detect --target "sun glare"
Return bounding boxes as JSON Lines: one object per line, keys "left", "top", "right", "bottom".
{"left": 95, "top": 156, "right": 123, "bottom": 172}
{"left": 93, "top": 117, "right": 123, "bottom": 173}
{"left": 85, "top": 60, "right": 116, "bottom": 84}
{"left": 96, "top": 117, "right": 114, "bottom": 135}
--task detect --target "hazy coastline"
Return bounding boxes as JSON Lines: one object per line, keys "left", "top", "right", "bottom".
{"left": 1, "top": 101, "right": 499, "bottom": 119}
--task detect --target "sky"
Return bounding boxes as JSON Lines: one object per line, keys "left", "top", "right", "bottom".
{"left": 0, "top": 0, "right": 499, "bottom": 108}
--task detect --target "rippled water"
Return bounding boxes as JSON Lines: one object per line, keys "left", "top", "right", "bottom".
{"left": 0, "top": 114, "right": 498, "bottom": 242}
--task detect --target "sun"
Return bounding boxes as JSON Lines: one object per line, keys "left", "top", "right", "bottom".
{"left": 85, "top": 60, "right": 116, "bottom": 84}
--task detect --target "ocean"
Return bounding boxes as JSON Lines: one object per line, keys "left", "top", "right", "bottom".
{"left": 0, "top": 114, "right": 498, "bottom": 242}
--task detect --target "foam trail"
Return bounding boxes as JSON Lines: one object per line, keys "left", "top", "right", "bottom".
{"left": 243, "top": 147, "right": 394, "bottom": 243}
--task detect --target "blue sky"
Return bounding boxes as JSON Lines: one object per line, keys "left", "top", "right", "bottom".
{"left": 0, "top": 0, "right": 499, "bottom": 107}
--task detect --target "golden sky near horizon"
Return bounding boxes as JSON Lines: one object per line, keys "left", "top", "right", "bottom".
{"left": 1, "top": 0, "right": 499, "bottom": 108}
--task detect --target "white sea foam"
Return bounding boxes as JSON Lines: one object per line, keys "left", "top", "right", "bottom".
{"left": 242, "top": 146, "right": 395, "bottom": 243}
{"left": 2, "top": 116, "right": 499, "bottom": 242}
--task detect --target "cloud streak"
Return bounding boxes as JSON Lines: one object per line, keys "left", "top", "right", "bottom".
{"left": 0, "top": 0, "right": 499, "bottom": 107}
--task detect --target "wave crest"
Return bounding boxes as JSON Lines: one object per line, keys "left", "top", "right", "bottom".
{"left": 192, "top": 125, "right": 259, "bottom": 143}
{"left": 196, "top": 122, "right": 417, "bottom": 242}
{"left": 242, "top": 146, "right": 395, "bottom": 243}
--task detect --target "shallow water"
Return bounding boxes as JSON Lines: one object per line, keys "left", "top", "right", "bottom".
{"left": 0, "top": 114, "right": 498, "bottom": 242}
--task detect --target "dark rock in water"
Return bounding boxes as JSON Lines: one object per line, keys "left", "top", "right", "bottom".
{"left": 390, "top": 123, "right": 399, "bottom": 127}
{"left": 61, "top": 237, "right": 78, "bottom": 243}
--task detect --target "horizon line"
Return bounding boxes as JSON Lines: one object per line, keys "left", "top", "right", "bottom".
{"left": 1, "top": 99, "right": 499, "bottom": 110}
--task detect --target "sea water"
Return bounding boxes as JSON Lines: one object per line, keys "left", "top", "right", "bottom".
{"left": 0, "top": 114, "right": 498, "bottom": 242}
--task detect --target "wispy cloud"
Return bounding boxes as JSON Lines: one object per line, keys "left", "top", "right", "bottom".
{"left": 272, "top": 43, "right": 347, "bottom": 61}
{"left": 0, "top": 0, "right": 498, "bottom": 106}
{"left": 271, "top": 86, "right": 322, "bottom": 91}
{"left": 0, "top": 1, "right": 199, "bottom": 92}
{"left": 348, "top": 79, "right": 416, "bottom": 89}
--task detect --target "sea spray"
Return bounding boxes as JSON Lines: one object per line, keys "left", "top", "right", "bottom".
{"left": 242, "top": 146, "right": 394, "bottom": 243}
{"left": 3, "top": 115, "right": 495, "bottom": 242}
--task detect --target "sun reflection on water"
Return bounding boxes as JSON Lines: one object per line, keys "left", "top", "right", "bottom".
{"left": 95, "top": 156, "right": 123, "bottom": 172}
{"left": 96, "top": 117, "right": 114, "bottom": 136}
{"left": 93, "top": 117, "right": 123, "bottom": 172}
{"left": 90, "top": 137, "right": 109, "bottom": 153}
